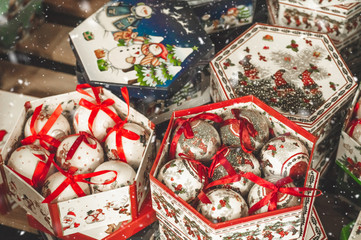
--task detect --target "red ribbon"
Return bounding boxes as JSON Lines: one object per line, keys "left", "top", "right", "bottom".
{"left": 42, "top": 158, "right": 118, "bottom": 203}
{"left": 21, "top": 104, "right": 62, "bottom": 152}
{"left": 347, "top": 119, "right": 361, "bottom": 137}
{"left": 0, "top": 130, "right": 7, "bottom": 141}
{"left": 76, "top": 84, "right": 103, "bottom": 101}
{"left": 65, "top": 132, "right": 98, "bottom": 161}
{"left": 9, "top": 153, "right": 54, "bottom": 190}
{"left": 169, "top": 113, "right": 223, "bottom": 159}
{"left": 178, "top": 153, "right": 209, "bottom": 185}
{"left": 198, "top": 146, "right": 239, "bottom": 204}
{"left": 347, "top": 157, "right": 361, "bottom": 178}
{"left": 103, "top": 121, "right": 140, "bottom": 162}
{"left": 242, "top": 172, "right": 322, "bottom": 215}
{"left": 208, "top": 146, "right": 237, "bottom": 178}
{"left": 221, "top": 109, "right": 258, "bottom": 153}
{"left": 103, "top": 87, "right": 139, "bottom": 162}
{"left": 77, "top": 84, "right": 122, "bottom": 141}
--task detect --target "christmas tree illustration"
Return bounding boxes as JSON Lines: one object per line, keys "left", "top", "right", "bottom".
{"left": 135, "top": 44, "right": 194, "bottom": 86}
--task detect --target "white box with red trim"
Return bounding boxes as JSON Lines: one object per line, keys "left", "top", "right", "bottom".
{"left": 267, "top": 0, "right": 361, "bottom": 48}
{"left": 209, "top": 23, "right": 357, "bottom": 176}
{"left": 0, "top": 87, "right": 155, "bottom": 237}
{"left": 150, "top": 96, "right": 320, "bottom": 240}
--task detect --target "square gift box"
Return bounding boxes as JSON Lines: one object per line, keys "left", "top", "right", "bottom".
{"left": 266, "top": 0, "right": 361, "bottom": 47}
{"left": 209, "top": 23, "right": 357, "bottom": 176}
{"left": 0, "top": 86, "right": 156, "bottom": 237}
{"left": 150, "top": 95, "right": 320, "bottom": 240}
{"left": 69, "top": 0, "right": 214, "bottom": 100}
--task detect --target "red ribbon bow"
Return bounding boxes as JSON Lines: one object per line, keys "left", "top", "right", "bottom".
{"left": 347, "top": 157, "right": 361, "bottom": 178}
{"left": 103, "top": 87, "right": 140, "bottom": 162}
{"left": 169, "top": 113, "right": 223, "bottom": 159}
{"left": 242, "top": 172, "right": 322, "bottom": 215}
{"left": 21, "top": 104, "right": 62, "bottom": 152}
{"left": 65, "top": 131, "right": 98, "bottom": 162}
{"left": 10, "top": 153, "right": 54, "bottom": 190}
{"left": 104, "top": 121, "right": 140, "bottom": 162}
{"left": 76, "top": 84, "right": 104, "bottom": 100}
{"left": 42, "top": 157, "right": 118, "bottom": 203}
{"left": 221, "top": 109, "right": 258, "bottom": 153}
{"left": 208, "top": 146, "right": 237, "bottom": 178}
{"left": 77, "top": 84, "right": 122, "bottom": 141}
{"left": 198, "top": 146, "right": 239, "bottom": 204}
{"left": 347, "top": 119, "right": 361, "bottom": 137}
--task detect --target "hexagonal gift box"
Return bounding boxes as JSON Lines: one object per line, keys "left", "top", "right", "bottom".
{"left": 267, "top": 0, "right": 361, "bottom": 47}
{"left": 69, "top": 0, "right": 214, "bottom": 100}
{"left": 150, "top": 95, "right": 320, "bottom": 240}
{"left": 0, "top": 86, "right": 156, "bottom": 237}
{"left": 209, "top": 23, "right": 357, "bottom": 175}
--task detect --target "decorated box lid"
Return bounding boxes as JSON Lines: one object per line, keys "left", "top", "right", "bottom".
{"left": 210, "top": 23, "right": 357, "bottom": 132}
{"left": 191, "top": 0, "right": 255, "bottom": 34}
{"left": 69, "top": 0, "right": 213, "bottom": 100}
{"left": 279, "top": 1, "right": 361, "bottom": 17}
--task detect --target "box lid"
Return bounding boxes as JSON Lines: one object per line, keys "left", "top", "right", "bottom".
{"left": 278, "top": 1, "right": 361, "bottom": 17}
{"left": 69, "top": 0, "right": 213, "bottom": 100}
{"left": 210, "top": 23, "right": 357, "bottom": 132}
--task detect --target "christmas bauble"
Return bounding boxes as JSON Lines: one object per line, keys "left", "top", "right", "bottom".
{"left": 7, "top": 144, "right": 56, "bottom": 188}
{"left": 348, "top": 123, "right": 361, "bottom": 145}
{"left": 247, "top": 175, "right": 300, "bottom": 215}
{"left": 73, "top": 102, "right": 118, "bottom": 141}
{"left": 173, "top": 120, "right": 221, "bottom": 163}
{"left": 41, "top": 171, "right": 90, "bottom": 203}
{"left": 259, "top": 135, "right": 309, "bottom": 179}
{"left": 220, "top": 109, "right": 269, "bottom": 152}
{"left": 210, "top": 147, "right": 261, "bottom": 197}
{"left": 56, "top": 133, "right": 104, "bottom": 174}
{"left": 24, "top": 110, "right": 71, "bottom": 141}
{"left": 157, "top": 158, "right": 207, "bottom": 203}
{"left": 197, "top": 188, "right": 248, "bottom": 223}
{"left": 104, "top": 122, "right": 149, "bottom": 169}
{"left": 90, "top": 161, "right": 136, "bottom": 193}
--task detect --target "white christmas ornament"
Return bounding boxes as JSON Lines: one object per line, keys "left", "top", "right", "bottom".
{"left": 41, "top": 171, "right": 90, "bottom": 203}
{"left": 73, "top": 102, "right": 118, "bottom": 141}
{"left": 247, "top": 175, "right": 300, "bottom": 215}
{"left": 90, "top": 161, "right": 136, "bottom": 193}
{"left": 259, "top": 135, "right": 309, "bottom": 179}
{"left": 157, "top": 158, "right": 207, "bottom": 203}
{"left": 7, "top": 145, "right": 56, "bottom": 188}
{"left": 24, "top": 109, "right": 71, "bottom": 141}
{"left": 104, "top": 122, "right": 148, "bottom": 169}
{"left": 197, "top": 188, "right": 248, "bottom": 223}
{"left": 56, "top": 133, "right": 104, "bottom": 174}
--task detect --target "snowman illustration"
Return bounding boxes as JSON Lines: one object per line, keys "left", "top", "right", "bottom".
{"left": 95, "top": 2, "right": 153, "bottom": 32}
{"left": 62, "top": 208, "right": 80, "bottom": 230}
{"left": 220, "top": 8, "right": 239, "bottom": 27}
{"left": 84, "top": 209, "right": 106, "bottom": 224}
{"left": 96, "top": 40, "right": 168, "bottom": 72}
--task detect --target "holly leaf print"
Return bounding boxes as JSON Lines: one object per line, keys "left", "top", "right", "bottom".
{"left": 223, "top": 58, "right": 235, "bottom": 69}
{"left": 286, "top": 40, "right": 299, "bottom": 52}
